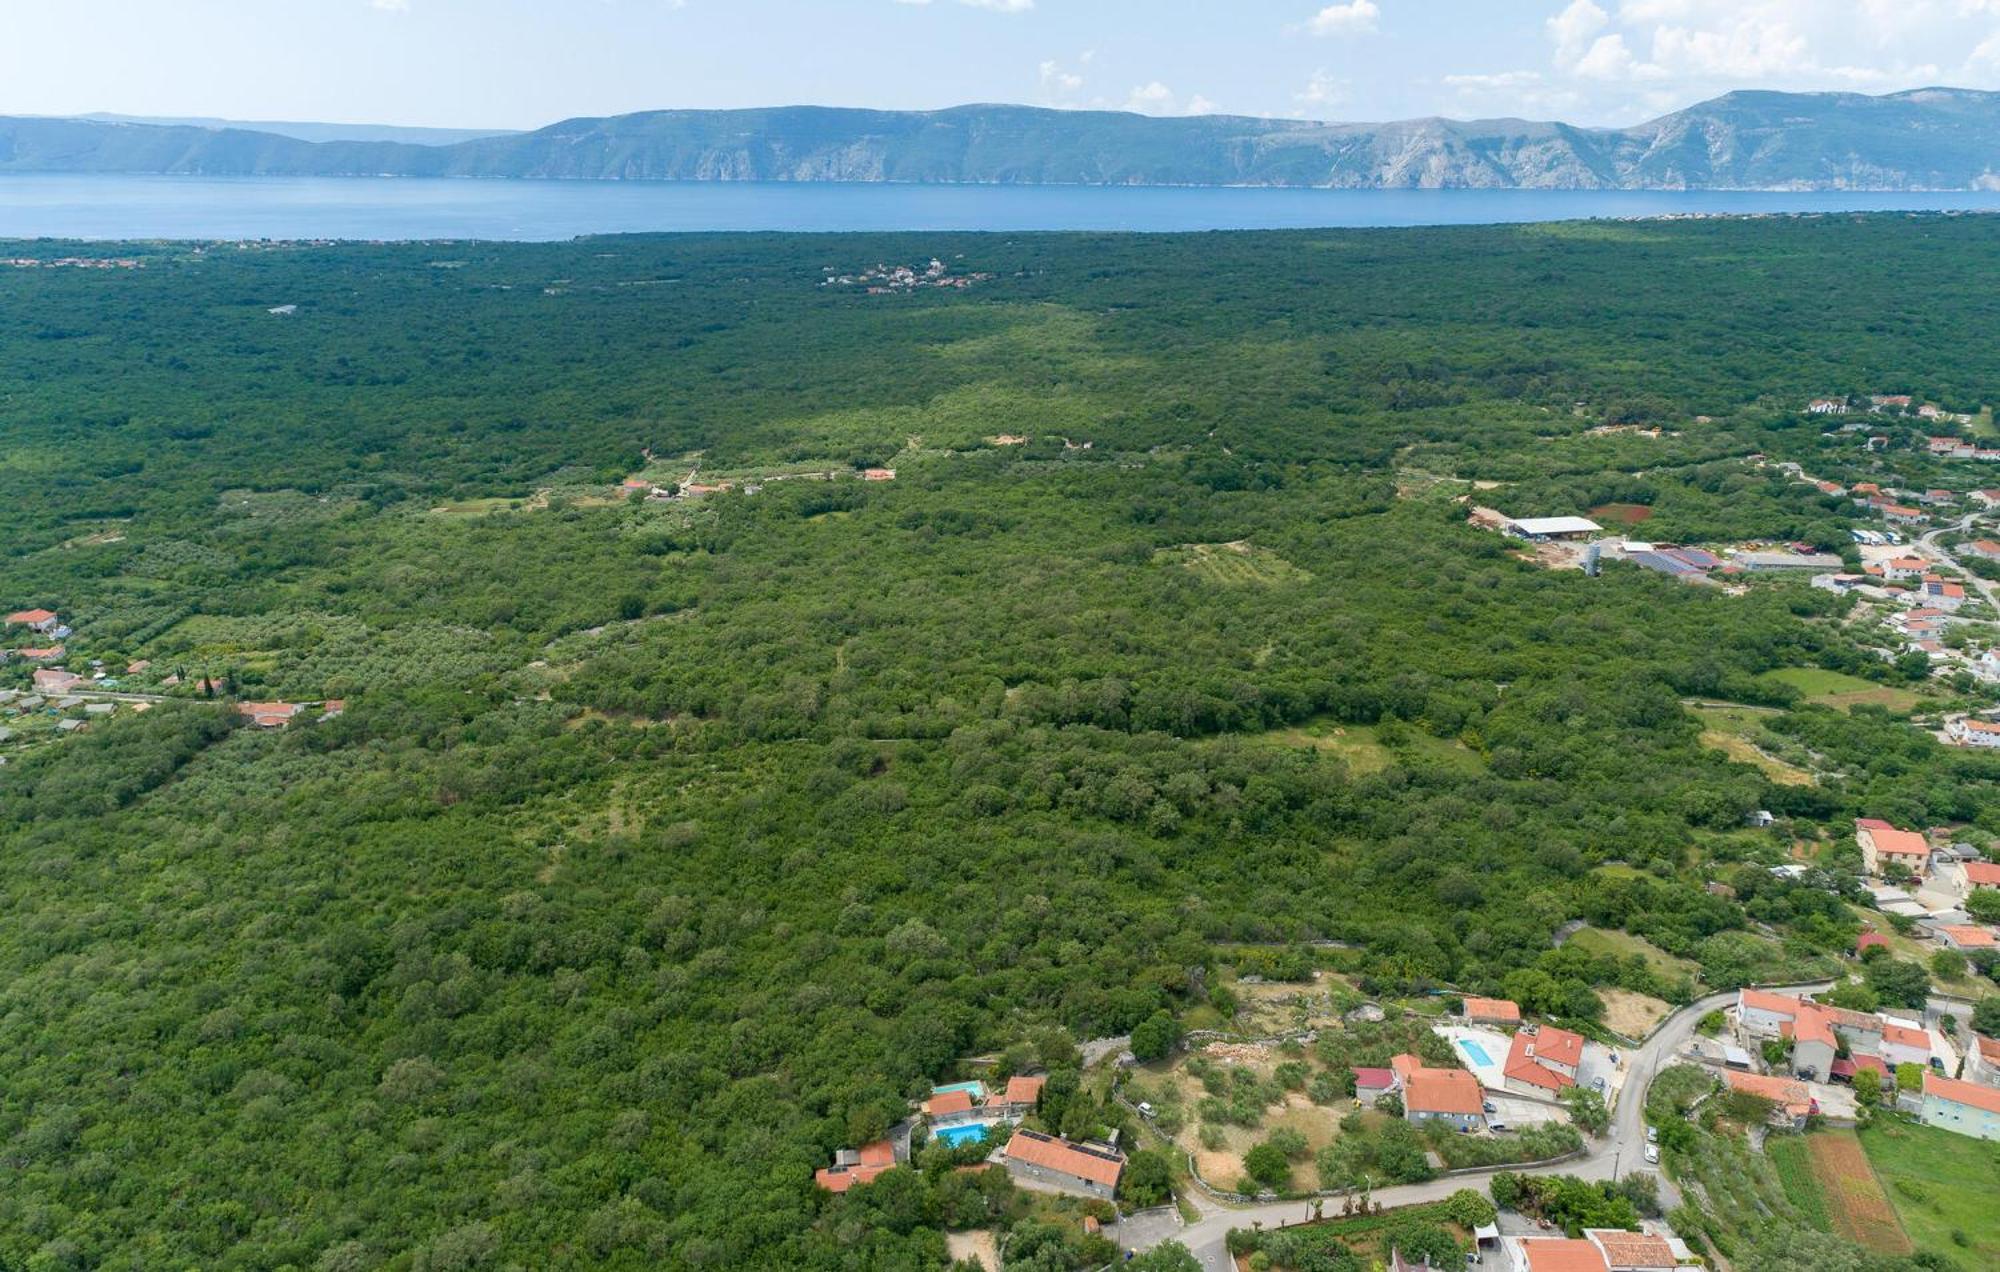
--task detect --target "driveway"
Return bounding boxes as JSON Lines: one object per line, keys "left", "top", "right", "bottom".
{"left": 1157, "top": 983, "right": 1832, "bottom": 1271}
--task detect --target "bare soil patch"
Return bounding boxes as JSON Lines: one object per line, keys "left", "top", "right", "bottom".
{"left": 1812, "top": 1131, "right": 1912, "bottom": 1255}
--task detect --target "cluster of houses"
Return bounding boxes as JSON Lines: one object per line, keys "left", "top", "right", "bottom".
{"left": 816, "top": 1071, "right": 1130, "bottom": 1202}
{"left": 0, "top": 256, "right": 141, "bottom": 271}
{"left": 1805, "top": 395, "right": 1972, "bottom": 424}
{"left": 236, "top": 700, "right": 344, "bottom": 729}
{"left": 822, "top": 258, "right": 994, "bottom": 294}
{"left": 1737, "top": 987, "right": 1935, "bottom": 1086}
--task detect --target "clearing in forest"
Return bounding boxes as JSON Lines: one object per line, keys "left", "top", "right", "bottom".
{"left": 1693, "top": 706, "right": 1816, "bottom": 785}
{"left": 1588, "top": 502, "right": 1654, "bottom": 525}
{"left": 1809, "top": 1130, "right": 1911, "bottom": 1255}
{"left": 1564, "top": 926, "right": 1699, "bottom": 984}
{"left": 1758, "top": 668, "right": 1924, "bottom": 713}
{"left": 1156, "top": 541, "right": 1310, "bottom": 586}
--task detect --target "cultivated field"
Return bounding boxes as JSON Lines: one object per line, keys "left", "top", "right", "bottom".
{"left": 1808, "top": 1130, "right": 1912, "bottom": 1255}
{"left": 1157, "top": 540, "right": 1311, "bottom": 586}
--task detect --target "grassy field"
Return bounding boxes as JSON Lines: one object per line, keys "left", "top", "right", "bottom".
{"left": 1767, "top": 1134, "right": 1834, "bottom": 1234}
{"left": 1859, "top": 1121, "right": 1999, "bottom": 1263}
{"left": 1759, "top": 668, "right": 1924, "bottom": 713}
{"left": 1566, "top": 926, "right": 1700, "bottom": 984}
{"left": 1693, "top": 704, "right": 1817, "bottom": 785}
{"left": 1156, "top": 540, "right": 1311, "bottom": 586}
{"left": 1255, "top": 720, "right": 1484, "bottom": 775}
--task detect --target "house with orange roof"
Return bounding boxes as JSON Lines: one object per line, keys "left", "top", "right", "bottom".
{"left": 1937, "top": 924, "right": 1998, "bottom": 952}
{"left": 31, "top": 667, "right": 81, "bottom": 695}
{"left": 1967, "top": 540, "right": 2000, "bottom": 562}
{"left": 814, "top": 1139, "right": 898, "bottom": 1193}
{"left": 1508, "top": 1236, "right": 1610, "bottom": 1272}
{"left": 237, "top": 702, "right": 304, "bottom": 729}
{"left": 1724, "top": 1070, "right": 1815, "bottom": 1129}
{"left": 988, "top": 1073, "right": 1045, "bottom": 1116}
{"left": 1947, "top": 718, "right": 2000, "bottom": 749}
{"left": 1502, "top": 1030, "right": 1576, "bottom": 1097}
{"left": 1922, "top": 1071, "right": 2000, "bottom": 1141}
{"left": 1964, "top": 1035, "right": 2000, "bottom": 1088}
{"left": 1781, "top": 1004, "right": 1839, "bottom": 1080}
{"left": 1937, "top": 858, "right": 2000, "bottom": 899}
{"left": 5, "top": 608, "right": 60, "bottom": 634}
{"left": 925, "top": 1087, "right": 980, "bottom": 1126}
{"left": 1464, "top": 996, "right": 1520, "bottom": 1026}
{"left": 1855, "top": 818, "right": 1932, "bottom": 877}
{"left": 1000, "top": 1129, "right": 1124, "bottom": 1200}
{"left": 1583, "top": 1229, "right": 1677, "bottom": 1272}
{"left": 1879, "top": 1020, "right": 1933, "bottom": 1068}
{"left": 1401, "top": 1062, "right": 1486, "bottom": 1131}
{"left": 1736, "top": 987, "right": 1805, "bottom": 1039}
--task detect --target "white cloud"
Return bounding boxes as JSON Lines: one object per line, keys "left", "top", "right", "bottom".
{"left": 1038, "top": 58, "right": 1086, "bottom": 99}
{"left": 1294, "top": 69, "right": 1349, "bottom": 113}
{"left": 1548, "top": 0, "right": 1610, "bottom": 68}
{"left": 961, "top": 0, "right": 1033, "bottom": 10}
{"left": 1123, "top": 82, "right": 1220, "bottom": 116}
{"left": 1307, "top": 1, "right": 1380, "bottom": 36}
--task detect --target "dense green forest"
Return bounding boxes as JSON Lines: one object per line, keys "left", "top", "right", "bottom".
{"left": 5, "top": 217, "right": 2000, "bottom": 1268}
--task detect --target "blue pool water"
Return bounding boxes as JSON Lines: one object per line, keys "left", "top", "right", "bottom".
{"left": 933, "top": 1123, "right": 993, "bottom": 1148}
{"left": 1457, "top": 1038, "right": 1495, "bottom": 1067}
{"left": 932, "top": 1081, "right": 986, "bottom": 1098}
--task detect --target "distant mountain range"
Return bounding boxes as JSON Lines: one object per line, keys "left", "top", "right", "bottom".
{"left": 7, "top": 89, "right": 2000, "bottom": 190}
{"left": 66, "top": 114, "right": 519, "bottom": 147}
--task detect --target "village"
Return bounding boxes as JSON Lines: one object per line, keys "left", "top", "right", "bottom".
{"left": 820, "top": 256, "right": 995, "bottom": 294}
{"left": 0, "top": 604, "right": 343, "bottom": 759}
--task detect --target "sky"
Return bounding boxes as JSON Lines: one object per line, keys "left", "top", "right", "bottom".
{"left": 8, "top": 1, "right": 2000, "bottom": 131}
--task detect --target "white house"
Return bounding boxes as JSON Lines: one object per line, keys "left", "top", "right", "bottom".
{"left": 1937, "top": 858, "right": 2000, "bottom": 899}
{"left": 1947, "top": 718, "right": 2000, "bottom": 749}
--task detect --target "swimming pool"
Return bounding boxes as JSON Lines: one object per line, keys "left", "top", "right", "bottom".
{"left": 1457, "top": 1038, "right": 1496, "bottom": 1067}
{"left": 933, "top": 1123, "right": 994, "bottom": 1148}
{"left": 932, "top": 1081, "right": 987, "bottom": 1098}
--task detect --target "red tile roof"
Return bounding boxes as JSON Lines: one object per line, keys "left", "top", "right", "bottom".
{"left": 1964, "top": 862, "right": 2000, "bottom": 887}
{"left": 1786, "top": 1005, "right": 1836, "bottom": 1049}
{"left": 1519, "top": 1238, "right": 1611, "bottom": 1272}
{"left": 814, "top": 1141, "right": 896, "bottom": 1193}
{"left": 1352, "top": 1066, "right": 1396, "bottom": 1090}
{"left": 1859, "top": 821, "right": 1931, "bottom": 857}
{"left": 1941, "top": 925, "right": 1998, "bottom": 948}
{"left": 1855, "top": 932, "right": 1890, "bottom": 954}
{"left": 1926, "top": 1070, "right": 2000, "bottom": 1116}
{"left": 1585, "top": 1229, "right": 1676, "bottom": 1270}
{"left": 1739, "top": 988, "right": 1803, "bottom": 1016}
{"left": 1504, "top": 1030, "right": 1576, "bottom": 1092}
{"left": 1530, "top": 1026, "right": 1584, "bottom": 1068}
{"left": 1002, "top": 1129, "right": 1124, "bottom": 1188}
{"left": 1464, "top": 996, "right": 1520, "bottom": 1022}
{"left": 1725, "top": 1070, "right": 1813, "bottom": 1117}
{"left": 5, "top": 609, "right": 55, "bottom": 625}
{"left": 1002, "top": 1074, "right": 1045, "bottom": 1106}
{"left": 1405, "top": 1065, "right": 1485, "bottom": 1116}
{"left": 928, "top": 1089, "right": 975, "bottom": 1117}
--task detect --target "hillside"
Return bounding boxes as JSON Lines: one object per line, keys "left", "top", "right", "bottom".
{"left": 8, "top": 89, "right": 2000, "bottom": 188}
{"left": 1, "top": 219, "right": 1998, "bottom": 1267}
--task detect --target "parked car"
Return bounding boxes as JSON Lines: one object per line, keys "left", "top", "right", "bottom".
{"left": 1482, "top": 1101, "right": 1497, "bottom": 1114}
{"left": 1137, "top": 1101, "right": 1156, "bottom": 1118}
{"left": 1644, "top": 1143, "right": 1660, "bottom": 1165}
{"left": 1488, "top": 1121, "right": 1511, "bottom": 1134}
{"left": 1646, "top": 1125, "right": 1658, "bottom": 1144}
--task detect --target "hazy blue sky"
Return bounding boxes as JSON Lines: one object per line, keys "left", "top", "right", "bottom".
{"left": 8, "top": 1, "right": 2000, "bottom": 130}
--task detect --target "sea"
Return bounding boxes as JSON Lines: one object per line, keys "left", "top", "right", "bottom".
{"left": 7, "top": 173, "right": 2000, "bottom": 240}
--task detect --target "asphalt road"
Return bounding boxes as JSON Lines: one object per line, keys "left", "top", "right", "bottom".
{"left": 1152, "top": 983, "right": 1830, "bottom": 1271}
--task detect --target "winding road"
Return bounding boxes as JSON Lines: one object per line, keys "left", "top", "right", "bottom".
{"left": 1144, "top": 984, "right": 1830, "bottom": 1271}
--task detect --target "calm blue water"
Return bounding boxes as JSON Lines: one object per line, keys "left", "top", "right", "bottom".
{"left": 1457, "top": 1038, "right": 1496, "bottom": 1067}
{"left": 931, "top": 1081, "right": 986, "bottom": 1098}
{"left": 933, "top": 1123, "right": 993, "bottom": 1148}
{"left": 6, "top": 173, "right": 2000, "bottom": 241}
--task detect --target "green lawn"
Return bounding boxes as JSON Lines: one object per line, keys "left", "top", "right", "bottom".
{"left": 1565, "top": 926, "right": 1700, "bottom": 983}
{"left": 1860, "top": 1120, "right": 2000, "bottom": 1266}
{"left": 1758, "top": 668, "right": 1925, "bottom": 713}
